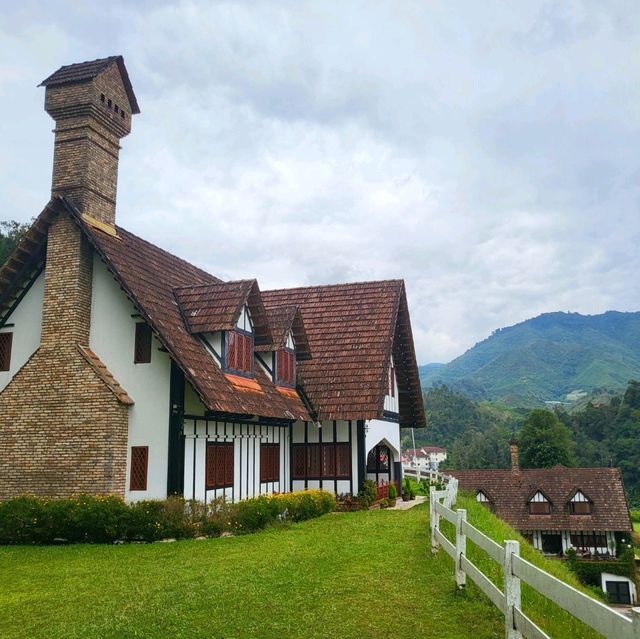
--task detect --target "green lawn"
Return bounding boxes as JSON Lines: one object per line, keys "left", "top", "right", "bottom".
{"left": 0, "top": 505, "right": 502, "bottom": 639}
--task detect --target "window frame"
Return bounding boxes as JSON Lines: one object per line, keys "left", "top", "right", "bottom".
{"left": 205, "top": 441, "right": 235, "bottom": 490}
{"left": 292, "top": 442, "right": 351, "bottom": 480}
{"left": 129, "top": 446, "right": 149, "bottom": 491}
{"left": 260, "top": 443, "right": 280, "bottom": 483}
{"left": 224, "top": 328, "right": 254, "bottom": 377}
{"left": 134, "top": 322, "right": 152, "bottom": 364}
{"left": 367, "top": 445, "right": 391, "bottom": 473}
{"left": 0, "top": 332, "right": 13, "bottom": 372}
{"left": 275, "top": 347, "right": 296, "bottom": 387}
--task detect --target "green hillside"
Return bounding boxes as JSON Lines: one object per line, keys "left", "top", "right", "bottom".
{"left": 421, "top": 311, "right": 640, "bottom": 404}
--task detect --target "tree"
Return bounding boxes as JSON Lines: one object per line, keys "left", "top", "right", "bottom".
{"left": 0, "top": 220, "right": 32, "bottom": 268}
{"left": 519, "top": 409, "right": 575, "bottom": 468}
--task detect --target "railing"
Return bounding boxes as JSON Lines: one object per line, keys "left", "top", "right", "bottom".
{"left": 429, "top": 479, "right": 640, "bottom": 638}
{"left": 376, "top": 481, "right": 389, "bottom": 501}
{"left": 403, "top": 465, "right": 445, "bottom": 484}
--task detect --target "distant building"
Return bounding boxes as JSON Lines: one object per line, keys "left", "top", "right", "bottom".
{"left": 403, "top": 446, "right": 447, "bottom": 471}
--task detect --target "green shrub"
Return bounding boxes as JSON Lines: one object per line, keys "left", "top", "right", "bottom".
{"left": 358, "top": 480, "right": 377, "bottom": 507}
{"left": 388, "top": 483, "right": 397, "bottom": 500}
{"left": 0, "top": 490, "right": 336, "bottom": 545}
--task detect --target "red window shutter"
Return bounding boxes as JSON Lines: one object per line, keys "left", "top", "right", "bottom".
{"left": 322, "top": 444, "right": 335, "bottom": 478}
{"left": 336, "top": 444, "right": 351, "bottom": 478}
{"left": 276, "top": 350, "right": 283, "bottom": 381}
{"left": 270, "top": 445, "right": 280, "bottom": 481}
{"left": 307, "top": 445, "right": 321, "bottom": 478}
{"left": 224, "top": 443, "right": 234, "bottom": 486}
{"left": 207, "top": 442, "right": 234, "bottom": 489}
{"left": 0, "top": 332, "right": 12, "bottom": 372}
{"left": 226, "top": 331, "right": 236, "bottom": 370}
{"left": 243, "top": 334, "right": 253, "bottom": 372}
{"left": 206, "top": 444, "right": 216, "bottom": 490}
{"left": 134, "top": 323, "right": 152, "bottom": 364}
{"left": 292, "top": 446, "right": 306, "bottom": 479}
{"left": 130, "top": 446, "right": 148, "bottom": 490}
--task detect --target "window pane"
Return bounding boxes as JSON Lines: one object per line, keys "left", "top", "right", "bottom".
{"left": 130, "top": 446, "right": 148, "bottom": 490}
{"left": 336, "top": 444, "right": 350, "bottom": 478}
{"left": 134, "top": 323, "right": 152, "bottom": 364}
{"left": 292, "top": 446, "right": 306, "bottom": 479}
{"left": 0, "top": 332, "right": 12, "bottom": 371}
{"left": 322, "top": 444, "right": 335, "bottom": 478}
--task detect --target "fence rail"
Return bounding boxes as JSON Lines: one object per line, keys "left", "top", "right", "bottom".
{"left": 429, "top": 475, "right": 640, "bottom": 639}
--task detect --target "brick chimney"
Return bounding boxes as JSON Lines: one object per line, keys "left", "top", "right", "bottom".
{"left": 38, "top": 57, "right": 139, "bottom": 346}
{"left": 510, "top": 438, "right": 520, "bottom": 472}
{"left": 39, "top": 56, "right": 140, "bottom": 227}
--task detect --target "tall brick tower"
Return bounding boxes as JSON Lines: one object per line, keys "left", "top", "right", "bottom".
{"left": 0, "top": 57, "right": 138, "bottom": 498}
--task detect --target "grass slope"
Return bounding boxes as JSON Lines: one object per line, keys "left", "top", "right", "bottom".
{"left": 421, "top": 311, "right": 640, "bottom": 404}
{"left": 0, "top": 506, "right": 501, "bottom": 639}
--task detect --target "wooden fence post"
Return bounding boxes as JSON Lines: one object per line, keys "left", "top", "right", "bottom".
{"left": 456, "top": 509, "right": 467, "bottom": 589}
{"left": 631, "top": 607, "right": 640, "bottom": 639}
{"left": 430, "top": 487, "right": 439, "bottom": 554}
{"left": 503, "top": 540, "right": 522, "bottom": 639}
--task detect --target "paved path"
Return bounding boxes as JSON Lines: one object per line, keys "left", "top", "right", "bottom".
{"left": 390, "top": 495, "right": 427, "bottom": 510}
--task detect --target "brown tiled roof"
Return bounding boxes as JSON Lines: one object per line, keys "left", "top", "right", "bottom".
{"left": 39, "top": 56, "right": 140, "bottom": 114}
{"left": 449, "top": 466, "right": 632, "bottom": 532}
{"left": 261, "top": 281, "right": 425, "bottom": 427}
{"left": 257, "top": 304, "right": 311, "bottom": 359}
{"left": 77, "top": 345, "right": 134, "bottom": 406}
{"left": 174, "top": 280, "right": 271, "bottom": 347}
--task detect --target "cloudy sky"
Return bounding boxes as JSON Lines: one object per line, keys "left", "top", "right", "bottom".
{"left": 1, "top": 1, "right": 639, "bottom": 364}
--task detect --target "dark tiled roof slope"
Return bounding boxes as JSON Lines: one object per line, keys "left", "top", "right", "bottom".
{"left": 262, "top": 281, "right": 425, "bottom": 427}
{"left": 449, "top": 466, "right": 632, "bottom": 532}
{"left": 39, "top": 56, "right": 140, "bottom": 114}
{"left": 174, "top": 280, "right": 271, "bottom": 347}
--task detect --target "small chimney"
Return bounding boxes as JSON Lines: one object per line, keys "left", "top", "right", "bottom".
{"left": 39, "top": 56, "right": 139, "bottom": 227}
{"left": 510, "top": 438, "right": 520, "bottom": 472}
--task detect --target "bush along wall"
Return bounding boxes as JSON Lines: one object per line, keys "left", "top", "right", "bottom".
{"left": 565, "top": 545, "right": 637, "bottom": 587}
{"left": 0, "top": 490, "right": 336, "bottom": 545}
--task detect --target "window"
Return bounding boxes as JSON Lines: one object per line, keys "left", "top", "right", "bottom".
{"left": 476, "top": 491, "right": 489, "bottom": 503}
{"left": 130, "top": 446, "right": 148, "bottom": 491}
{"left": 569, "top": 491, "right": 592, "bottom": 515}
{"left": 226, "top": 330, "right": 253, "bottom": 375}
{"left": 292, "top": 443, "right": 351, "bottom": 479}
{"left": 206, "top": 442, "right": 234, "bottom": 489}
{"left": 367, "top": 445, "right": 390, "bottom": 473}
{"left": 134, "top": 323, "right": 152, "bottom": 364}
{"left": 0, "top": 332, "right": 12, "bottom": 371}
{"left": 528, "top": 491, "right": 551, "bottom": 514}
{"left": 570, "top": 532, "right": 607, "bottom": 549}
{"left": 275, "top": 348, "right": 295, "bottom": 386}
{"left": 260, "top": 443, "right": 280, "bottom": 482}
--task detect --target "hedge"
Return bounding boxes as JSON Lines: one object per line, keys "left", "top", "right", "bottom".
{"left": 0, "top": 490, "right": 335, "bottom": 545}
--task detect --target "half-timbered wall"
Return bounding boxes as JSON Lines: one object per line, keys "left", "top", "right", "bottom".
{"left": 365, "top": 418, "right": 401, "bottom": 486}
{"left": 383, "top": 355, "right": 399, "bottom": 413}
{"left": 0, "top": 271, "right": 45, "bottom": 392}
{"left": 89, "top": 255, "right": 172, "bottom": 500}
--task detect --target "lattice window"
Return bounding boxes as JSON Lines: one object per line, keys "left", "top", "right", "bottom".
{"left": 292, "top": 445, "right": 306, "bottom": 479}
{"left": 130, "top": 446, "right": 148, "bottom": 491}
{"left": 321, "top": 444, "right": 335, "bottom": 478}
{"left": 336, "top": 443, "right": 351, "bottom": 478}
{"left": 292, "top": 442, "right": 351, "bottom": 479}
{"left": 206, "top": 442, "right": 234, "bottom": 489}
{"left": 0, "top": 332, "right": 12, "bottom": 372}
{"left": 134, "top": 323, "right": 152, "bottom": 364}
{"left": 260, "top": 443, "right": 280, "bottom": 483}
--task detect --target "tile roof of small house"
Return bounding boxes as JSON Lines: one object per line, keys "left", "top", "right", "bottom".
{"left": 261, "top": 281, "right": 426, "bottom": 427}
{"left": 257, "top": 304, "right": 311, "bottom": 359}
{"left": 449, "top": 466, "right": 632, "bottom": 532}
{"left": 77, "top": 345, "right": 134, "bottom": 406}
{"left": 39, "top": 56, "right": 140, "bottom": 114}
{"left": 0, "top": 197, "right": 425, "bottom": 427}
{"left": 174, "top": 279, "right": 271, "bottom": 347}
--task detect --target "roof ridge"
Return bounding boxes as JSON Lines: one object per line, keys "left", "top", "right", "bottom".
{"left": 173, "top": 278, "right": 255, "bottom": 293}
{"left": 264, "top": 278, "right": 404, "bottom": 295}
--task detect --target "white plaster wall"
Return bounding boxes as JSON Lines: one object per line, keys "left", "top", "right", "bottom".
{"left": 89, "top": 256, "right": 172, "bottom": 501}
{"left": 601, "top": 572, "right": 637, "bottom": 604}
{"left": 183, "top": 418, "right": 290, "bottom": 502}
{"left": 0, "top": 271, "right": 45, "bottom": 392}
{"left": 365, "top": 419, "right": 400, "bottom": 459}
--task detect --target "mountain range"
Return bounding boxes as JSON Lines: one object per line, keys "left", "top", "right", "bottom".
{"left": 419, "top": 311, "right": 640, "bottom": 405}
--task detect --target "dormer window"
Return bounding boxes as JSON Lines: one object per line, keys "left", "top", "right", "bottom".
{"left": 569, "top": 490, "right": 592, "bottom": 515}
{"left": 225, "top": 330, "right": 253, "bottom": 375}
{"left": 275, "top": 330, "right": 295, "bottom": 387}
{"left": 476, "top": 490, "right": 490, "bottom": 503}
{"left": 528, "top": 491, "right": 551, "bottom": 514}
{"left": 224, "top": 304, "right": 255, "bottom": 376}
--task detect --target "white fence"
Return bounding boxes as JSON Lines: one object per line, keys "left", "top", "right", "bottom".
{"left": 429, "top": 478, "right": 640, "bottom": 639}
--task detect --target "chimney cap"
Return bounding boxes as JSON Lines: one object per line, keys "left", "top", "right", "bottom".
{"left": 39, "top": 55, "right": 140, "bottom": 114}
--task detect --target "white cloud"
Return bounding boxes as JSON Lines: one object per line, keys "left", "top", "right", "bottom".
{"left": 1, "top": 0, "right": 639, "bottom": 363}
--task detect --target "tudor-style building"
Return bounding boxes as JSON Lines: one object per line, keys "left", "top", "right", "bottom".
{"left": 0, "top": 56, "right": 425, "bottom": 502}
{"left": 449, "top": 441, "right": 633, "bottom": 558}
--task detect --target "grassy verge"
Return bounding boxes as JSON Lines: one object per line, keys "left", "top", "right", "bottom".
{"left": 0, "top": 505, "right": 504, "bottom": 639}
{"left": 439, "top": 493, "right": 605, "bottom": 639}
